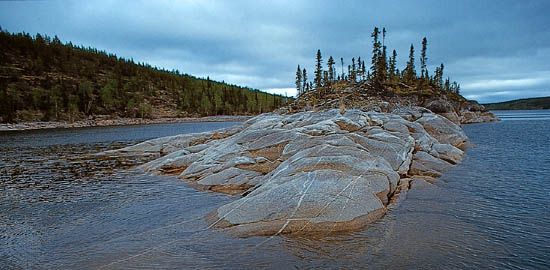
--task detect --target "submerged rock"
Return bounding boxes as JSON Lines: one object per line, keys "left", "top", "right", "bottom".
{"left": 107, "top": 108, "right": 469, "bottom": 236}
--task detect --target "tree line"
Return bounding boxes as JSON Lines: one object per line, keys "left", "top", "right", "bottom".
{"left": 295, "top": 27, "right": 461, "bottom": 97}
{"left": 0, "top": 27, "right": 290, "bottom": 123}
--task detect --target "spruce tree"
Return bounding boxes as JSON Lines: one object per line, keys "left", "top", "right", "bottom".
{"left": 357, "top": 56, "right": 362, "bottom": 80}
{"left": 295, "top": 65, "right": 302, "bottom": 95}
{"left": 370, "top": 27, "right": 387, "bottom": 85}
{"left": 379, "top": 27, "right": 388, "bottom": 82}
{"left": 327, "top": 56, "right": 336, "bottom": 82}
{"left": 382, "top": 27, "right": 386, "bottom": 46}
{"left": 439, "top": 63, "right": 444, "bottom": 87}
{"left": 420, "top": 37, "right": 428, "bottom": 79}
{"left": 370, "top": 27, "right": 381, "bottom": 82}
{"left": 351, "top": 57, "right": 356, "bottom": 82}
{"left": 302, "top": 68, "right": 308, "bottom": 92}
{"left": 340, "top": 57, "right": 344, "bottom": 79}
{"left": 389, "top": 49, "right": 397, "bottom": 81}
{"left": 403, "top": 44, "right": 417, "bottom": 83}
{"left": 314, "top": 49, "right": 323, "bottom": 89}
{"left": 361, "top": 61, "right": 366, "bottom": 81}
{"left": 379, "top": 43, "right": 388, "bottom": 82}
{"left": 434, "top": 63, "right": 444, "bottom": 89}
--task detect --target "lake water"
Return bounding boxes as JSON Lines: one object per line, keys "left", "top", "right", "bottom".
{"left": 1, "top": 111, "right": 549, "bottom": 269}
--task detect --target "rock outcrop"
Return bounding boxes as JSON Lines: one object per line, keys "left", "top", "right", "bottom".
{"left": 105, "top": 107, "right": 469, "bottom": 236}
{"left": 278, "top": 82, "right": 499, "bottom": 125}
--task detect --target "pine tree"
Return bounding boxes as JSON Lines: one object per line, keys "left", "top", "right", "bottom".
{"left": 295, "top": 65, "right": 302, "bottom": 95}
{"left": 314, "top": 49, "right": 323, "bottom": 89}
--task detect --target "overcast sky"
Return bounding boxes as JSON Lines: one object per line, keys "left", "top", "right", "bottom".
{"left": 1, "top": 0, "right": 549, "bottom": 103}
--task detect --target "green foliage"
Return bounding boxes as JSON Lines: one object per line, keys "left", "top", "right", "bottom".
{"left": 100, "top": 79, "right": 117, "bottom": 111}
{"left": 138, "top": 101, "right": 153, "bottom": 119}
{"left": 0, "top": 28, "right": 290, "bottom": 123}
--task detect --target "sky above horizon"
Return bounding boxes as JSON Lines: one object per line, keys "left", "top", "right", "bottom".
{"left": 1, "top": 0, "right": 549, "bottom": 103}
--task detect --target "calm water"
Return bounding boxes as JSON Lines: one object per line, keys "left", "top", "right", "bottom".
{"left": 1, "top": 111, "right": 549, "bottom": 269}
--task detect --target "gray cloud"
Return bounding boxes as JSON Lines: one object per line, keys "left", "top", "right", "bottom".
{"left": 1, "top": 0, "right": 549, "bottom": 102}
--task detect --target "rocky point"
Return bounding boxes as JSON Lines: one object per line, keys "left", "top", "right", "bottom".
{"left": 103, "top": 101, "right": 492, "bottom": 236}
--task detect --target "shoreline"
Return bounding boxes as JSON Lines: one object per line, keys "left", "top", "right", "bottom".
{"left": 0, "top": 115, "right": 253, "bottom": 132}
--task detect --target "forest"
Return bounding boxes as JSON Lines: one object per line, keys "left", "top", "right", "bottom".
{"left": 483, "top": 96, "right": 550, "bottom": 110}
{"left": 296, "top": 27, "right": 461, "bottom": 98}
{"left": 0, "top": 27, "right": 290, "bottom": 123}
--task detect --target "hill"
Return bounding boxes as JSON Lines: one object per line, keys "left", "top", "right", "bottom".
{"left": 483, "top": 96, "right": 550, "bottom": 110}
{"left": 0, "top": 28, "right": 290, "bottom": 123}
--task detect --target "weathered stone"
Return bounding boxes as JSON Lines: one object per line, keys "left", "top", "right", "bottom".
{"left": 430, "top": 143, "right": 464, "bottom": 164}
{"left": 415, "top": 113, "right": 468, "bottom": 149}
{"left": 424, "top": 98, "right": 455, "bottom": 113}
{"left": 409, "top": 151, "right": 453, "bottom": 177}
{"left": 439, "top": 111, "right": 461, "bottom": 124}
{"left": 460, "top": 110, "right": 499, "bottom": 124}
{"left": 107, "top": 108, "right": 471, "bottom": 236}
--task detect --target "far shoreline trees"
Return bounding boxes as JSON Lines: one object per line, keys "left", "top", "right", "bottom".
{"left": 295, "top": 27, "right": 461, "bottom": 97}
{"left": 0, "top": 27, "right": 290, "bottom": 123}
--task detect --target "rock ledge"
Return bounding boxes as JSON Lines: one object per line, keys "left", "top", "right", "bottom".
{"left": 106, "top": 107, "right": 468, "bottom": 236}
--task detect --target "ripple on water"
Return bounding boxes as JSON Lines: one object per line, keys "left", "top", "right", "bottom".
{"left": 1, "top": 115, "right": 549, "bottom": 269}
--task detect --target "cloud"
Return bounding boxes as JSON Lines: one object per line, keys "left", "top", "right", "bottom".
{"left": 1, "top": 0, "right": 550, "bottom": 102}
{"left": 465, "top": 89, "right": 549, "bottom": 103}
{"left": 463, "top": 78, "right": 550, "bottom": 91}
{"left": 264, "top": 88, "right": 296, "bottom": 97}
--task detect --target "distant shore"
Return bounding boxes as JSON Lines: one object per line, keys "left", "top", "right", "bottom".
{"left": 0, "top": 115, "right": 252, "bottom": 132}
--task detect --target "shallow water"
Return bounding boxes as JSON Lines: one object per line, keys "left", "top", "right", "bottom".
{"left": 1, "top": 111, "right": 549, "bottom": 269}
